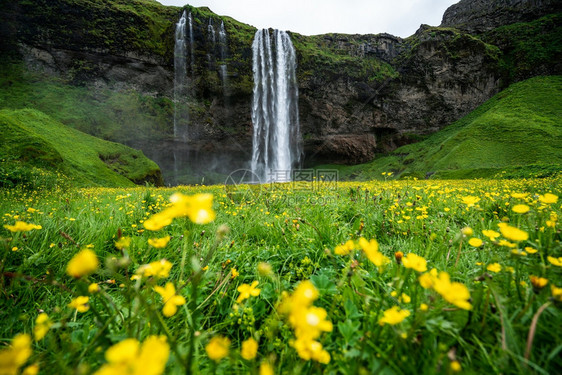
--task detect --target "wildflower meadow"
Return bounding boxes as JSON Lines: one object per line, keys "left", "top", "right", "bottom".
{"left": 1, "top": 176, "right": 561, "bottom": 374}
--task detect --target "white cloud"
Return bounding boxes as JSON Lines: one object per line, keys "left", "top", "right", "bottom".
{"left": 156, "top": 0, "right": 458, "bottom": 37}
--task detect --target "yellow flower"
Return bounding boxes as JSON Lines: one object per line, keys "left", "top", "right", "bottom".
{"left": 538, "top": 193, "right": 558, "bottom": 204}
{"left": 143, "top": 212, "right": 173, "bottom": 231}
{"left": 66, "top": 249, "right": 99, "bottom": 278}
{"left": 94, "top": 335, "right": 169, "bottom": 375}
{"left": 511, "top": 192, "right": 529, "bottom": 199}
{"left": 486, "top": 263, "right": 501, "bottom": 273}
{"left": 461, "top": 227, "right": 473, "bottom": 237}
{"left": 136, "top": 259, "right": 173, "bottom": 279}
{"left": 68, "top": 296, "right": 90, "bottom": 313}
{"left": 237, "top": 281, "right": 261, "bottom": 303}
{"left": 394, "top": 251, "right": 404, "bottom": 264}
{"left": 259, "top": 362, "right": 274, "bottom": 375}
{"left": 171, "top": 193, "right": 216, "bottom": 224}
{"left": 88, "top": 283, "right": 100, "bottom": 294}
{"left": 461, "top": 196, "right": 480, "bottom": 207}
{"left": 547, "top": 256, "right": 562, "bottom": 267}
{"left": 154, "top": 283, "right": 186, "bottom": 317}
{"left": 530, "top": 275, "right": 548, "bottom": 289}
{"left": 497, "top": 239, "right": 517, "bottom": 248}
{"left": 22, "top": 363, "right": 39, "bottom": 375}
{"left": 145, "top": 193, "right": 216, "bottom": 231}
{"left": 297, "top": 306, "right": 333, "bottom": 339}
{"left": 114, "top": 237, "right": 131, "bottom": 250}
{"left": 33, "top": 313, "right": 52, "bottom": 341}
{"left": 148, "top": 236, "right": 171, "bottom": 248}
{"left": 137, "top": 336, "right": 170, "bottom": 375}
{"left": 499, "top": 225, "right": 528, "bottom": 242}
{"left": 257, "top": 262, "right": 273, "bottom": 276}
{"left": 358, "top": 237, "right": 389, "bottom": 268}
{"left": 400, "top": 293, "right": 411, "bottom": 303}
{"left": 551, "top": 285, "right": 562, "bottom": 302}
{"left": 231, "top": 268, "right": 239, "bottom": 279}
{"left": 482, "top": 229, "right": 500, "bottom": 240}
{"left": 206, "top": 336, "right": 230, "bottom": 362}
{"left": 3, "top": 221, "right": 42, "bottom": 232}
{"left": 420, "top": 303, "right": 429, "bottom": 311}
{"left": 241, "top": 338, "right": 258, "bottom": 360}
{"left": 468, "top": 238, "right": 483, "bottom": 247}
{"left": 402, "top": 253, "right": 427, "bottom": 272}
{"left": 418, "top": 268, "right": 438, "bottom": 289}
{"left": 0, "top": 333, "right": 32, "bottom": 375}
{"left": 450, "top": 361, "right": 462, "bottom": 372}
{"left": 105, "top": 338, "right": 139, "bottom": 364}
{"left": 292, "top": 338, "right": 331, "bottom": 364}
{"left": 512, "top": 204, "right": 530, "bottom": 214}
{"left": 524, "top": 247, "right": 538, "bottom": 254}
{"left": 279, "top": 280, "right": 332, "bottom": 364}
{"left": 432, "top": 272, "right": 472, "bottom": 310}
{"left": 290, "top": 280, "right": 319, "bottom": 307}
{"left": 334, "top": 240, "right": 355, "bottom": 255}
{"left": 378, "top": 306, "right": 410, "bottom": 325}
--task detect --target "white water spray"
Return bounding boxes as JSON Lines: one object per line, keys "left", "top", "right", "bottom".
{"left": 251, "top": 29, "right": 301, "bottom": 183}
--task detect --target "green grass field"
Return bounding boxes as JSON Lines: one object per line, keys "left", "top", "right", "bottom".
{"left": 1, "top": 177, "right": 560, "bottom": 374}
{"left": 327, "top": 76, "right": 562, "bottom": 181}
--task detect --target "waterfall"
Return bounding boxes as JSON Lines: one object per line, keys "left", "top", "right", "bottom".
{"left": 188, "top": 12, "right": 195, "bottom": 90}
{"left": 174, "top": 10, "right": 189, "bottom": 140}
{"left": 218, "top": 21, "right": 229, "bottom": 103}
{"left": 251, "top": 29, "right": 301, "bottom": 183}
{"left": 218, "top": 21, "right": 228, "bottom": 60}
{"left": 207, "top": 18, "right": 216, "bottom": 69}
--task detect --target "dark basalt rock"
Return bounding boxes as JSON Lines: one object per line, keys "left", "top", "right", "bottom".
{"left": 441, "top": 0, "right": 562, "bottom": 33}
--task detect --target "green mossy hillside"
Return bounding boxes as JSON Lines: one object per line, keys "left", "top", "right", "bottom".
{"left": 483, "top": 13, "right": 562, "bottom": 83}
{"left": 0, "top": 108, "right": 163, "bottom": 188}
{"left": 330, "top": 75, "right": 562, "bottom": 180}
{"left": 0, "top": 62, "right": 174, "bottom": 143}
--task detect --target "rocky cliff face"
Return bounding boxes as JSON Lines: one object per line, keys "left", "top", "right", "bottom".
{"left": 0, "top": 0, "right": 559, "bottom": 183}
{"left": 297, "top": 27, "right": 500, "bottom": 164}
{"left": 441, "top": 0, "right": 562, "bottom": 33}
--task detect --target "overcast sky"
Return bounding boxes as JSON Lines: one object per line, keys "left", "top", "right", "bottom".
{"left": 156, "top": 0, "right": 459, "bottom": 37}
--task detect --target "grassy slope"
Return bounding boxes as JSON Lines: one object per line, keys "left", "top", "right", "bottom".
{"left": 0, "top": 108, "right": 162, "bottom": 187}
{"left": 330, "top": 76, "right": 562, "bottom": 180}
{"left": 0, "top": 62, "right": 174, "bottom": 142}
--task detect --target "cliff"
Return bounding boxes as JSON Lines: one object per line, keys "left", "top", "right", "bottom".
{"left": 441, "top": 0, "right": 562, "bottom": 33}
{"left": 0, "top": 0, "right": 560, "bottom": 184}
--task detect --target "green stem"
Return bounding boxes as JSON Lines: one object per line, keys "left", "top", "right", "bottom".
{"left": 186, "top": 271, "right": 202, "bottom": 375}
{"left": 515, "top": 261, "right": 523, "bottom": 302}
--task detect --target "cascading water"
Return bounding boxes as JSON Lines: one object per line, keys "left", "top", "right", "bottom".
{"left": 218, "top": 21, "right": 229, "bottom": 103}
{"left": 207, "top": 18, "right": 216, "bottom": 69}
{"left": 251, "top": 29, "right": 301, "bottom": 183}
{"left": 172, "top": 10, "right": 191, "bottom": 185}
{"left": 188, "top": 12, "right": 195, "bottom": 93}
{"left": 174, "top": 11, "right": 188, "bottom": 140}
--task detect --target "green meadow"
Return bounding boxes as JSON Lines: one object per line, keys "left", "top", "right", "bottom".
{"left": 1, "top": 177, "right": 560, "bottom": 374}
